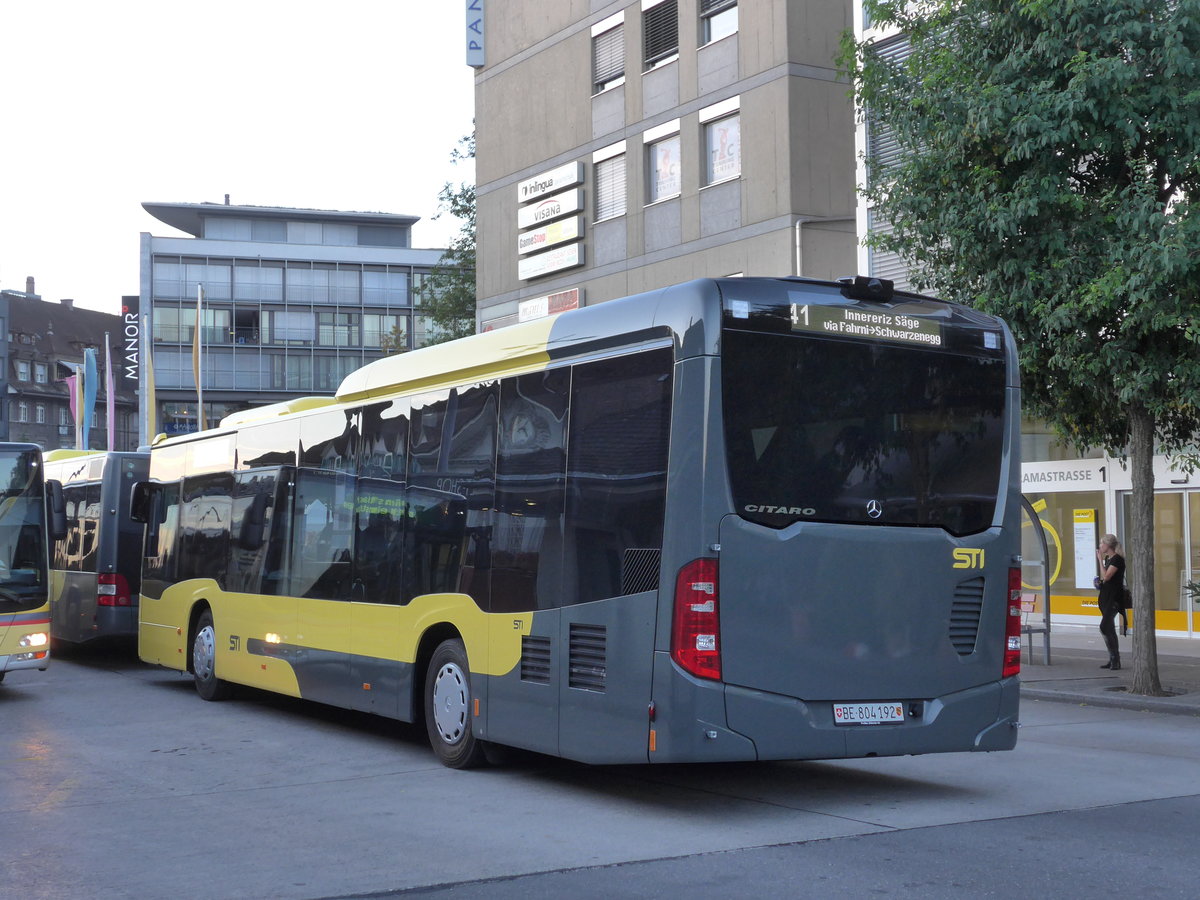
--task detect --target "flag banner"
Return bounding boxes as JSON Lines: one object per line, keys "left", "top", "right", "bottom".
{"left": 83, "top": 348, "right": 98, "bottom": 451}
{"left": 64, "top": 373, "right": 79, "bottom": 423}
{"left": 67, "top": 366, "right": 84, "bottom": 449}
{"left": 105, "top": 334, "right": 116, "bottom": 451}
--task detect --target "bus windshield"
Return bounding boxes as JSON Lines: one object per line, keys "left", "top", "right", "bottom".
{"left": 722, "top": 328, "right": 1006, "bottom": 535}
{"left": 0, "top": 447, "right": 49, "bottom": 611}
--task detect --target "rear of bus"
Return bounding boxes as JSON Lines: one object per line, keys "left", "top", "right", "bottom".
{"left": 45, "top": 451, "right": 148, "bottom": 644}
{"left": 653, "top": 277, "right": 1021, "bottom": 761}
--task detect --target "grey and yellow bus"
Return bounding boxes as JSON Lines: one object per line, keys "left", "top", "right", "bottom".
{"left": 134, "top": 276, "right": 1022, "bottom": 766}
{"left": 43, "top": 450, "right": 150, "bottom": 645}
{"left": 0, "top": 443, "right": 66, "bottom": 682}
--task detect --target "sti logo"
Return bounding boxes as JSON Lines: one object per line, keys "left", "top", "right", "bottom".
{"left": 952, "top": 548, "right": 985, "bottom": 569}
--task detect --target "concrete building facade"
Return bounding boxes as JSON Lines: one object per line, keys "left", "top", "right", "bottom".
{"left": 473, "top": 0, "right": 858, "bottom": 329}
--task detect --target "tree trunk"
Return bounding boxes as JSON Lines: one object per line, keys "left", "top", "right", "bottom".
{"left": 1128, "top": 402, "right": 1164, "bottom": 696}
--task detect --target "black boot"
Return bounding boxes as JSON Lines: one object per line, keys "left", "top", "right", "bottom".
{"left": 1110, "top": 654, "right": 1121, "bottom": 671}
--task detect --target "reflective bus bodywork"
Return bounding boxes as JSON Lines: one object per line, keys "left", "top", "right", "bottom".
{"left": 0, "top": 443, "right": 63, "bottom": 681}
{"left": 136, "top": 277, "right": 1022, "bottom": 765}
{"left": 43, "top": 450, "right": 150, "bottom": 644}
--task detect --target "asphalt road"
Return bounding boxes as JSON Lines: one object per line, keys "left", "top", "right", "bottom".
{"left": 3, "top": 642, "right": 1198, "bottom": 899}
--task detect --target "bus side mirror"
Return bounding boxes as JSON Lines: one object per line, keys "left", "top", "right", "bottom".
{"left": 237, "top": 492, "right": 268, "bottom": 551}
{"left": 129, "top": 481, "right": 153, "bottom": 524}
{"left": 46, "top": 479, "right": 67, "bottom": 543}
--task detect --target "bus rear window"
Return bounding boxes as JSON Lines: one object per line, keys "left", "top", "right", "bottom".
{"left": 722, "top": 329, "right": 1006, "bottom": 536}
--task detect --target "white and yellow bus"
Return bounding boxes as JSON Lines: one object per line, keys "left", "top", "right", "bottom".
{"left": 134, "top": 277, "right": 1023, "bottom": 766}
{"left": 0, "top": 443, "right": 65, "bottom": 683}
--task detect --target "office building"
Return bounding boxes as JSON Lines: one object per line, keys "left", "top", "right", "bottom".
{"left": 471, "top": 0, "right": 858, "bottom": 328}
{"left": 139, "top": 201, "right": 447, "bottom": 443}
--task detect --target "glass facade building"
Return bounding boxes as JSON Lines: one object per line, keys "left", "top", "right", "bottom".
{"left": 139, "top": 202, "right": 447, "bottom": 443}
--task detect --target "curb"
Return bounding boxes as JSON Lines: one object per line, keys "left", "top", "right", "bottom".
{"left": 1020, "top": 685, "right": 1200, "bottom": 717}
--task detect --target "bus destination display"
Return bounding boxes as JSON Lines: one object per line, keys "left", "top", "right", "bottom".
{"left": 791, "top": 303, "right": 943, "bottom": 347}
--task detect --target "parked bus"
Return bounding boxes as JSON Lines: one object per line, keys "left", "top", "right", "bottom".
{"left": 0, "top": 442, "right": 66, "bottom": 682}
{"left": 134, "top": 276, "right": 1022, "bottom": 766}
{"left": 43, "top": 449, "right": 150, "bottom": 645}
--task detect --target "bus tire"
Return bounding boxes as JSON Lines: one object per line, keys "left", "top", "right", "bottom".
{"left": 193, "top": 609, "right": 233, "bottom": 701}
{"left": 424, "top": 639, "right": 486, "bottom": 769}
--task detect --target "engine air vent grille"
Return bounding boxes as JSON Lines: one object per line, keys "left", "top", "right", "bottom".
{"left": 520, "top": 634, "right": 551, "bottom": 684}
{"left": 568, "top": 623, "right": 607, "bottom": 692}
{"left": 950, "top": 577, "right": 985, "bottom": 656}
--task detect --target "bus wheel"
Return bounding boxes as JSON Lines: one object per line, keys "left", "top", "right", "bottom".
{"left": 193, "top": 609, "right": 232, "bottom": 701}
{"left": 424, "top": 639, "right": 486, "bottom": 769}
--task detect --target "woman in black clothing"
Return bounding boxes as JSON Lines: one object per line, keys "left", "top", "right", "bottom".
{"left": 1096, "top": 534, "right": 1126, "bottom": 670}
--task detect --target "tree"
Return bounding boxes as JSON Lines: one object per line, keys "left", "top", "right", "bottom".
{"left": 378, "top": 323, "right": 409, "bottom": 356}
{"left": 420, "top": 130, "right": 477, "bottom": 344}
{"left": 843, "top": 0, "right": 1200, "bottom": 694}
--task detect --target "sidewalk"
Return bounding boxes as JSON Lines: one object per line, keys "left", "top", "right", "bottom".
{"left": 1019, "top": 626, "right": 1200, "bottom": 717}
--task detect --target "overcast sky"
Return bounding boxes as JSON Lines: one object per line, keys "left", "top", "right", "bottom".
{"left": 2, "top": 1, "right": 476, "bottom": 313}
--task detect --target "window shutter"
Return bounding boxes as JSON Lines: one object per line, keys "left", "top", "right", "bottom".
{"left": 595, "top": 155, "right": 627, "bottom": 221}
{"left": 700, "top": 0, "right": 736, "bottom": 16}
{"left": 866, "top": 208, "right": 913, "bottom": 293}
{"left": 865, "top": 34, "right": 912, "bottom": 188}
{"left": 643, "top": 1, "right": 678, "bottom": 67}
{"left": 593, "top": 25, "right": 624, "bottom": 90}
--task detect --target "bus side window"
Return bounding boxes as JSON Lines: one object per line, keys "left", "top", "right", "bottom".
{"left": 356, "top": 400, "right": 408, "bottom": 604}
{"left": 179, "top": 474, "right": 233, "bottom": 587}
{"left": 290, "top": 469, "right": 355, "bottom": 601}
{"left": 493, "top": 368, "right": 569, "bottom": 613}
{"left": 564, "top": 348, "right": 673, "bottom": 605}
{"left": 79, "top": 483, "right": 102, "bottom": 573}
{"left": 61, "top": 485, "right": 86, "bottom": 572}
{"left": 143, "top": 483, "right": 181, "bottom": 586}
{"left": 229, "top": 470, "right": 283, "bottom": 596}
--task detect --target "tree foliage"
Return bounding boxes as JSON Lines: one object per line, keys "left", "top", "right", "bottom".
{"left": 843, "top": 0, "right": 1200, "bottom": 694}
{"left": 421, "top": 130, "right": 477, "bottom": 345}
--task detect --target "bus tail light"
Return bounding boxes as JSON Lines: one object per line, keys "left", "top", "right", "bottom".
{"left": 671, "top": 558, "right": 721, "bottom": 680}
{"left": 97, "top": 573, "right": 132, "bottom": 607}
{"left": 1002, "top": 567, "right": 1022, "bottom": 678}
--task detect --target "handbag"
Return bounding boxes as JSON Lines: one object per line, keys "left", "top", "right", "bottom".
{"left": 1122, "top": 587, "right": 1133, "bottom": 610}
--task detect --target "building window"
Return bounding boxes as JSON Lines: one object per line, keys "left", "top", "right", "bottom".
{"left": 34, "top": 363, "right": 48, "bottom": 384}
{"left": 234, "top": 264, "right": 283, "bottom": 302}
{"left": 643, "top": 0, "right": 678, "bottom": 69}
{"left": 318, "top": 312, "right": 359, "bottom": 348}
{"left": 265, "top": 310, "right": 316, "bottom": 345}
{"left": 59, "top": 407, "right": 70, "bottom": 426}
{"left": 15, "top": 360, "right": 29, "bottom": 381}
{"left": 700, "top": 0, "right": 737, "bottom": 45}
{"left": 35, "top": 404, "right": 46, "bottom": 425}
{"left": 704, "top": 113, "right": 741, "bottom": 184}
{"left": 364, "top": 314, "right": 407, "bottom": 349}
{"left": 594, "top": 145, "right": 627, "bottom": 221}
{"left": 364, "top": 269, "right": 410, "bottom": 307}
{"left": 647, "top": 133, "right": 681, "bottom": 203}
{"left": 16, "top": 402, "right": 28, "bottom": 424}
{"left": 592, "top": 15, "right": 624, "bottom": 93}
